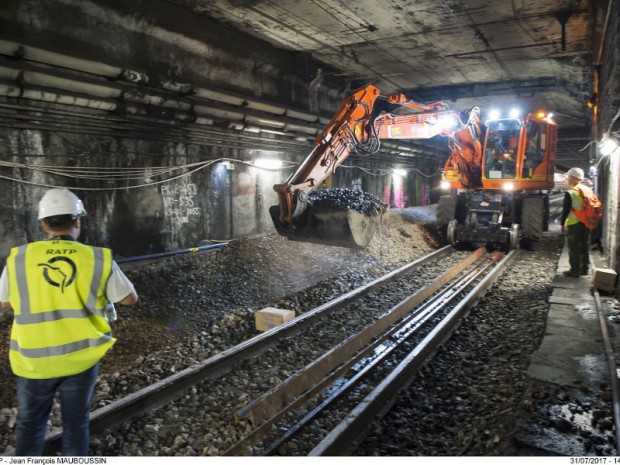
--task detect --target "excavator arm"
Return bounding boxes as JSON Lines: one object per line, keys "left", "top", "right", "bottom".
{"left": 270, "top": 84, "right": 480, "bottom": 248}
{"left": 273, "top": 84, "right": 383, "bottom": 223}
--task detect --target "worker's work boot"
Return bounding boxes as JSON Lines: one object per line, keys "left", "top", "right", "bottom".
{"left": 563, "top": 270, "right": 579, "bottom": 278}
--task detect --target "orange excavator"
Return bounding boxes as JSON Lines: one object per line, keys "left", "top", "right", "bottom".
{"left": 270, "top": 84, "right": 557, "bottom": 249}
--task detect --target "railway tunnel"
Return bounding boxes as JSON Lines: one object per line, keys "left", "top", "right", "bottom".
{"left": 0, "top": 0, "right": 620, "bottom": 457}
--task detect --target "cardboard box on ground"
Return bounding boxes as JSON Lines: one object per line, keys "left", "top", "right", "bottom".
{"left": 593, "top": 268, "right": 617, "bottom": 293}
{"left": 255, "top": 307, "right": 296, "bottom": 331}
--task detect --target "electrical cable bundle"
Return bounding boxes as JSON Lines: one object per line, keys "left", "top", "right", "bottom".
{"left": 0, "top": 157, "right": 298, "bottom": 191}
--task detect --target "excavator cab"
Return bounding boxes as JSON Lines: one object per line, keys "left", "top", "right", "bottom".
{"left": 484, "top": 120, "right": 520, "bottom": 181}
{"left": 481, "top": 114, "right": 556, "bottom": 190}
{"left": 440, "top": 112, "right": 557, "bottom": 250}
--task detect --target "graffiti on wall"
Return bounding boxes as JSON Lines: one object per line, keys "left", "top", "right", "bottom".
{"left": 161, "top": 181, "right": 200, "bottom": 224}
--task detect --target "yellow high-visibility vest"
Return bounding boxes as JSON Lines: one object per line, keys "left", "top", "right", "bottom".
{"left": 565, "top": 185, "right": 585, "bottom": 227}
{"left": 7, "top": 240, "right": 115, "bottom": 379}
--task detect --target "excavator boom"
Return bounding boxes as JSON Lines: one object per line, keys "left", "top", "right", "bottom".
{"left": 271, "top": 84, "right": 472, "bottom": 248}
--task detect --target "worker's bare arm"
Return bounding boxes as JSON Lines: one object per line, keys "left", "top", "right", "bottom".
{"left": 119, "top": 291, "right": 138, "bottom": 306}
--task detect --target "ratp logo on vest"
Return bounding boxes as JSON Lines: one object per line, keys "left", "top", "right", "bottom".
{"left": 37, "top": 250, "right": 78, "bottom": 293}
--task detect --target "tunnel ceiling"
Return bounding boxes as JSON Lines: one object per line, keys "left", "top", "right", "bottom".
{"left": 164, "top": 0, "right": 594, "bottom": 169}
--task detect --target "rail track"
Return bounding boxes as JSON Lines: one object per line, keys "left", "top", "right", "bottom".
{"left": 42, "top": 245, "right": 517, "bottom": 455}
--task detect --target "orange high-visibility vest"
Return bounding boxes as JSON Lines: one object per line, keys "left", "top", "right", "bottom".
{"left": 565, "top": 185, "right": 585, "bottom": 227}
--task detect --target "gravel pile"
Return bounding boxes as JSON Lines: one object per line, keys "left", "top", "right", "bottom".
{"left": 0, "top": 206, "right": 436, "bottom": 455}
{"left": 308, "top": 188, "right": 388, "bottom": 216}
{"left": 85, "top": 246, "right": 469, "bottom": 456}
{"left": 2, "top": 204, "right": 611, "bottom": 457}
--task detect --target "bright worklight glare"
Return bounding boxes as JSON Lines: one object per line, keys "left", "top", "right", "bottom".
{"left": 392, "top": 169, "right": 407, "bottom": 177}
{"left": 438, "top": 115, "right": 457, "bottom": 130}
{"left": 254, "top": 158, "right": 283, "bottom": 169}
{"left": 440, "top": 181, "right": 451, "bottom": 190}
{"left": 547, "top": 112, "right": 554, "bottom": 120}
{"left": 537, "top": 111, "right": 546, "bottom": 118}
{"left": 489, "top": 109, "right": 500, "bottom": 120}
{"left": 509, "top": 108, "right": 520, "bottom": 118}
{"left": 600, "top": 137, "right": 619, "bottom": 156}
{"left": 502, "top": 182, "right": 515, "bottom": 191}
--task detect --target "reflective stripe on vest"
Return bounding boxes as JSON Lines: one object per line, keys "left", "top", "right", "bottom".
{"left": 565, "top": 187, "right": 583, "bottom": 226}
{"left": 7, "top": 240, "right": 115, "bottom": 379}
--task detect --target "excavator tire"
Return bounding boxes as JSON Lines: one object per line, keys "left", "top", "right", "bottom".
{"left": 436, "top": 195, "right": 457, "bottom": 237}
{"left": 521, "top": 196, "right": 544, "bottom": 245}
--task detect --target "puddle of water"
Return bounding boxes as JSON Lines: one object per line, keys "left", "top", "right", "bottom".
{"left": 576, "top": 304, "right": 599, "bottom": 321}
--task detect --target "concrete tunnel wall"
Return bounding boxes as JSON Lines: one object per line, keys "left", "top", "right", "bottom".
{"left": 0, "top": 0, "right": 435, "bottom": 259}
{"left": 595, "top": 0, "right": 620, "bottom": 273}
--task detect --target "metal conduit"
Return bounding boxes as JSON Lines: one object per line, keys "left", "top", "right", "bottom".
{"left": 0, "top": 40, "right": 435, "bottom": 159}
{"left": 0, "top": 94, "right": 432, "bottom": 160}
{"left": 0, "top": 121, "right": 311, "bottom": 157}
{"left": 0, "top": 108, "right": 313, "bottom": 153}
{"left": 116, "top": 243, "right": 227, "bottom": 265}
{"left": 593, "top": 289, "right": 620, "bottom": 454}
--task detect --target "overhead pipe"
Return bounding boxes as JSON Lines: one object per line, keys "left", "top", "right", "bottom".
{"left": 244, "top": 99, "right": 286, "bottom": 115}
{"left": 0, "top": 57, "right": 123, "bottom": 99}
{"left": 0, "top": 41, "right": 322, "bottom": 129}
{"left": 0, "top": 39, "right": 337, "bottom": 130}
{"left": 0, "top": 119, "right": 310, "bottom": 157}
{"left": 194, "top": 86, "right": 319, "bottom": 123}
{"left": 0, "top": 80, "right": 117, "bottom": 111}
{"left": 0, "top": 42, "right": 435, "bottom": 160}
{"left": 194, "top": 104, "right": 245, "bottom": 122}
{"left": 115, "top": 242, "right": 227, "bottom": 265}
{"left": 0, "top": 65, "right": 19, "bottom": 81}
{"left": 194, "top": 87, "right": 246, "bottom": 106}
{"left": 123, "top": 89, "right": 192, "bottom": 111}
{"left": 0, "top": 41, "right": 330, "bottom": 135}
{"left": 23, "top": 70, "right": 121, "bottom": 99}
{"left": 286, "top": 108, "right": 319, "bottom": 123}
{"left": 0, "top": 79, "right": 441, "bottom": 161}
{"left": 0, "top": 39, "right": 122, "bottom": 78}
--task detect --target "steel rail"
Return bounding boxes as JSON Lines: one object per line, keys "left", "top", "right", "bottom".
{"left": 224, "top": 249, "right": 489, "bottom": 455}
{"left": 237, "top": 248, "right": 484, "bottom": 426}
{"left": 43, "top": 245, "right": 453, "bottom": 454}
{"left": 309, "top": 249, "right": 517, "bottom": 456}
{"left": 593, "top": 289, "right": 620, "bottom": 454}
{"left": 260, "top": 252, "right": 499, "bottom": 455}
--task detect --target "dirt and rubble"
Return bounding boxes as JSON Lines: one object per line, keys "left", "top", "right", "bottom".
{"left": 0, "top": 205, "right": 617, "bottom": 456}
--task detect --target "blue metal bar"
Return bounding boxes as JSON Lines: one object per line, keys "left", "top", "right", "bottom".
{"left": 116, "top": 242, "right": 228, "bottom": 264}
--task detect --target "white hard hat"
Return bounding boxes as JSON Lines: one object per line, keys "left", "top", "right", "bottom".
{"left": 566, "top": 167, "right": 584, "bottom": 180}
{"left": 38, "top": 188, "right": 86, "bottom": 220}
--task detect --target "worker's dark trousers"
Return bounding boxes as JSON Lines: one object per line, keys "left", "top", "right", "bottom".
{"left": 16, "top": 363, "right": 99, "bottom": 456}
{"left": 566, "top": 222, "right": 590, "bottom": 275}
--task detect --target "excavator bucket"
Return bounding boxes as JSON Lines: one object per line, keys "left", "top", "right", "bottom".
{"left": 270, "top": 188, "right": 387, "bottom": 249}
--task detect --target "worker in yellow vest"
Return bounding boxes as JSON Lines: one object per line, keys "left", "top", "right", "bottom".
{"left": 0, "top": 188, "right": 138, "bottom": 456}
{"left": 560, "top": 167, "right": 591, "bottom": 278}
